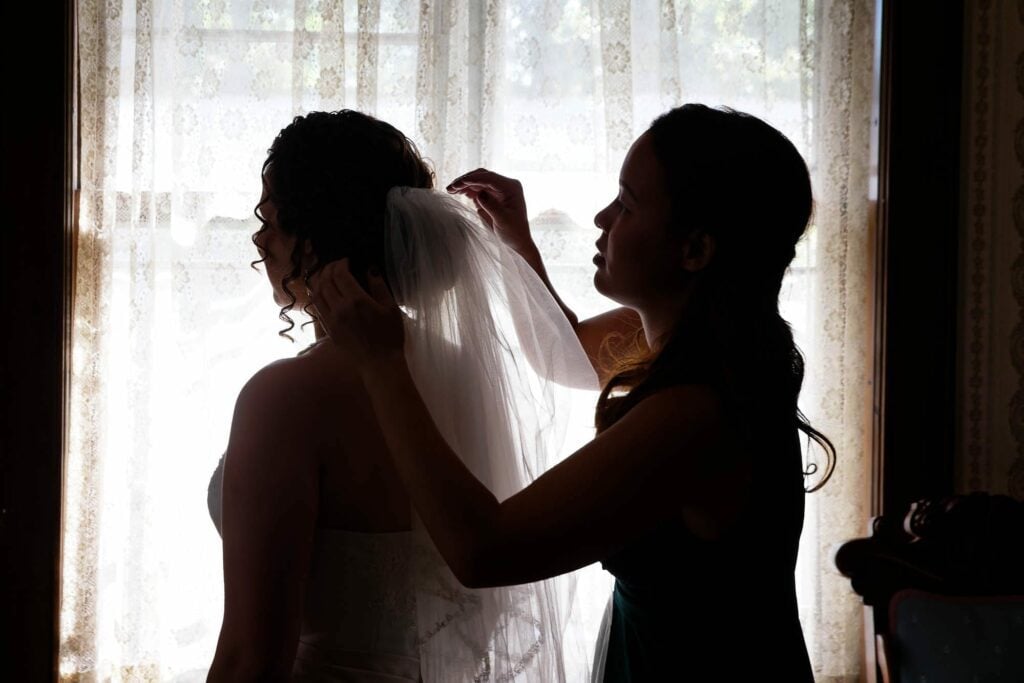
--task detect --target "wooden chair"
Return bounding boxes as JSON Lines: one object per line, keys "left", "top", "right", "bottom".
{"left": 835, "top": 493, "right": 1024, "bottom": 682}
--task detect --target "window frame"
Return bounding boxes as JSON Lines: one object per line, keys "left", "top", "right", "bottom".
{"left": 0, "top": 0, "right": 75, "bottom": 679}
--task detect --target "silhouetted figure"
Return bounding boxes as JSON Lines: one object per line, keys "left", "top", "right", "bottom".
{"left": 314, "top": 104, "right": 835, "bottom": 682}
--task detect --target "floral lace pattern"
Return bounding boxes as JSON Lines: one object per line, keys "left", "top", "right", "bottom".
{"left": 67, "top": 1, "right": 874, "bottom": 679}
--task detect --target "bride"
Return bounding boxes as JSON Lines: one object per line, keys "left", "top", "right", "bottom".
{"left": 206, "top": 110, "right": 598, "bottom": 681}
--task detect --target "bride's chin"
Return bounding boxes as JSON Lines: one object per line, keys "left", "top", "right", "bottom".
{"left": 272, "top": 290, "right": 293, "bottom": 308}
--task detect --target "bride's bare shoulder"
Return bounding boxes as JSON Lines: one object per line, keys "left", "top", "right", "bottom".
{"left": 237, "top": 343, "right": 362, "bottom": 416}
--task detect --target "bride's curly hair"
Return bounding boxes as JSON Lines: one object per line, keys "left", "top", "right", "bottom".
{"left": 594, "top": 104, "right": 835, "bottom": 492}
{"left": 253, "top": 110, "right": 434, "bottom": 339}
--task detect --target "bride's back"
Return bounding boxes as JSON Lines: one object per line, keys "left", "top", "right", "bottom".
{"left": 208, "top": 339, "right": 423, "bottom": 681}
{"left": 292, "top": 340, "right": 412, "bottom": 532}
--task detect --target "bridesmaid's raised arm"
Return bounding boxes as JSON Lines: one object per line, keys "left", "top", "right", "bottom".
{"left": 447, "top": 169, "right": 642, "bottom": 383}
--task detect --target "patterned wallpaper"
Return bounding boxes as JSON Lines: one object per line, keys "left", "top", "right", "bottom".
{"left": 958, "top": 0, "right": 1024, "bottom": 499}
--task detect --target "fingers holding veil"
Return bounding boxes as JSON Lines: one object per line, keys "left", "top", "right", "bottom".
{"left": 308, "top": 258, "right": 405, "bottom": 364}
{"left": 365, "top": 269, "right": 395, "bottom": 307}
{"left": 446, "top": 169, "right": 531, "bottom": 249}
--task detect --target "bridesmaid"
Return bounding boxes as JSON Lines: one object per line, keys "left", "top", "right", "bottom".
{"left": 311, "top": 103, "right": 833, "bottom": 681}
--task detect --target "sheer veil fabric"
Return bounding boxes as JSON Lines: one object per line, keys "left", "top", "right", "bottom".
{"left": 384, "top": 187, "right": 601, "bottom": 682}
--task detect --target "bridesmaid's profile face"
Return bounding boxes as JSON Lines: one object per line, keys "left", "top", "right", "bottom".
{"left": 254, "top": 176, "right": 302, "bottom": 307}
{"left": 592, "top": 132, "right": 682, "bottom": 308}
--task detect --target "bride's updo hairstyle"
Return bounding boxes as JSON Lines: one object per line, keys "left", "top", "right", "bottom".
{"left": 255, "top": 109, "right": 434, "bottom": 336}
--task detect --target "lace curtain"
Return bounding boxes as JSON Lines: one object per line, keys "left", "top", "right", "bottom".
{"left": 65, "top": 0, "right": 874, "bottom": 680}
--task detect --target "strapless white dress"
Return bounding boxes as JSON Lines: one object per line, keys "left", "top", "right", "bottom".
{"left": 208, "top": 455, "right": 421, "bottom": 681}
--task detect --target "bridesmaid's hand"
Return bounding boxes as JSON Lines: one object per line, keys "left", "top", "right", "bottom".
{"left": 308, "top": 259, "right": 405, "bottom": 370}
{"left": 447, "top": 168, "right": 534, "bottom": 254}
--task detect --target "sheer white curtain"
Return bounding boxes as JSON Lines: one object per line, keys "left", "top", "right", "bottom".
{"left": 65, "top": 0, "right": 874, "bottom": 680}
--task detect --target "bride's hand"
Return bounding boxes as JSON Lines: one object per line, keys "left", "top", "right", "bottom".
{"left": 308, "top": 259, "right": 405, "bottom": 369}
{"left": 447, "top": 168, "right": 534, "bottom": 253}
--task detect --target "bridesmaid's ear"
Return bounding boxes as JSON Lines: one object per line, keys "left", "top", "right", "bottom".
{"left": 680, "top": 230, "right": 715, "bottom": 273}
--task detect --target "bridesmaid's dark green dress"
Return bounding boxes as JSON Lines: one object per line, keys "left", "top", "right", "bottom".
{"left": 597, "top": 428, "right": 815, "bottom": 682}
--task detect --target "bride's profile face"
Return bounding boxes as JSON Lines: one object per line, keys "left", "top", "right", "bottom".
{"left": 254, "top": 179, "right": 303, "bottom": 307}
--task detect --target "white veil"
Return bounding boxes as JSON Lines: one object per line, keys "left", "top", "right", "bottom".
{"left": 382, "top": 187, "right": 600, "bottom": 682}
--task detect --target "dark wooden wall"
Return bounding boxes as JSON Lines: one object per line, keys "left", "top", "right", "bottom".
{"left": 874, "top": 0, "right": 964, "bottom": 516}
{"left": 1, "top": 0, "right": 73, "bottom": 680}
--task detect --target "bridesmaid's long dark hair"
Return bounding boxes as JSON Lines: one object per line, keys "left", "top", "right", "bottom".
{"left": 594, "top": 104, "right": 835, "bottom": 492}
